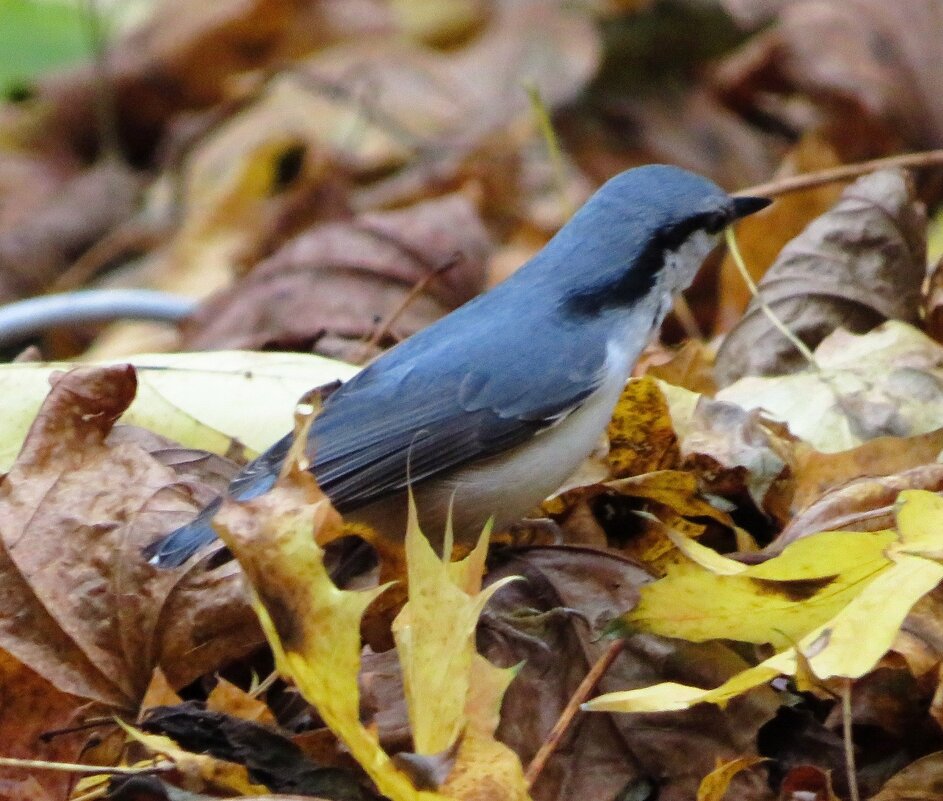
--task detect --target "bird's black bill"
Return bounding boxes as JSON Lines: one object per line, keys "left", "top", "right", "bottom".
{"left": 732, "top": 195, "right": 772, "bottom": 219}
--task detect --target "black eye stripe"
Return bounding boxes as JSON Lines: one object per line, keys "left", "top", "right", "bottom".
{"left": 563, "top": 210, "right": 726, "bottom": 315}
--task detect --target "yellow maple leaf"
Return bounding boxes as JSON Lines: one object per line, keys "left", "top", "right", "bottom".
{"left": 215, "top": 409, "right": 528, "bottom": 800}
{"left": 623, "top": 529, "right": 895, "bottom": 649}
{"left": 212, "top": 459, "right": 430, "bottom": 800}
{"left": 392, "top": 497, "right": 528, "bottom": 800}
{"left": 586, "top": 489, "right": 943, "bottom": 714}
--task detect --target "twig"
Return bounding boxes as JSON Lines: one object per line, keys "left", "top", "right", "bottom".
{"left": 355, "top": 254, "right": 464, "bottom": 365}
{"left": 842, "top": 679, "right": 860, "bottom": 801}
{"left": 38, "top": 717, "right": 117, "bottom": 742}
{"left": 0, "top": 289, "right": 196, "bottom": 346}
{"left": 525, "top": 638, "right": 625, "bottom": 789}
{"left": 0, "top": 756, "right": 170, "bottom": 775}
{"left": 737, "top": 149, "right": 943, "bottom": 198}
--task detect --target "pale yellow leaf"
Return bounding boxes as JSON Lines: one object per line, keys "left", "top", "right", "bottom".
{"left": 0, "top": 351, "right": 357, "bottom": 470}
{"left": 696, "top": 756, "right": 768, "bottom": 801}
{"left": 626, "top": 529, "right": 895, "bottom": 649}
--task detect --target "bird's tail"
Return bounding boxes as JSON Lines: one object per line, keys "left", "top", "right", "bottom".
{"left": 143, "top": 497, "right": 223, "bottom": 567}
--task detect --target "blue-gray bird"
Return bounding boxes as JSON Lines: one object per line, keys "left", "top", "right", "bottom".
{"left": 147, "top": 165, "right": 770, "bottom": 567}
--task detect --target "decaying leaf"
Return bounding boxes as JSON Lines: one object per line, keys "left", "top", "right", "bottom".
{"left": 0, "top": 159, "right": 144, "bottom": 303}
{"left": 715, "top": 169, "right": 927, "bottom": 385}
{"left": 606, "top": 376, "right": 680, "bottom": 477}
{"left": 717, "top": 0, "right": 943, "bottom": 151}
{"left": 696, "top": 755, "right": 768, "bottom": 801}
{"left": 139, "top": 703, "right": 371, "bottom": 798}
{"left": 180, "top": 194, "right": 492, "bottom": 362}
{"left": 481, "top": 546, "right": 778, "bottom": 801}
{"left": 718, "top": 322, "right": 943, "bottom": 452}
{"left": 0, "top": 651, "right": 101, "bottom": 801}
{"left": 216, "top": 404, "right": 528, "bottom": 799}
{"left": 586, "top": 490, "right": 943, "bottom": 714}
{"left": 0, "top": 350, "right": 357, "bottom": 471}
{"left": 122, "top": 720, "right": 270, "bottom": 796}
{"left": 0, "top": 365, "right": 260, "bottom": 713}
{"left": 713, "top": 132, "right": 845, "bottom": 333}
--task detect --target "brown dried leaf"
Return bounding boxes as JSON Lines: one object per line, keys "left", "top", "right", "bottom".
{"left": 871, "top": 751, "right": 943, "bottom": 801}
{"left": 713, "top": 132, "right": 845, "bottom": 333}
{"left": 680, "top": 397, "right": 796, "bottom": 522}
{"left": 180, "top": 193, "right": 491, "bottom": 361}
{"left": 718, "top": 0, "right": 943, "bottom": 151}
{"left": 0, "top": 159, "right": 143, "bottom": 302}
{"left": 715, "top": 169, "right": 927, "bottom": 385}
{"left": 482, "top": 547, "right": 777, "bottom": 801}
{"left": 37, "top": 0, "right": 386, "bottom": 162}
{"left": 0, "top": 651, "right": 101, "bottom": 801}
{"left": 768, "top": 463, "right": 943, "bottom": 556}
{"left": 789, "top": 428, "right": 943, "bottom": 515}
{"left": 206, "top": 677, "right": 276, "bottom": 726}
{"left": 0, "top": 365, "right": 259, "bottom": 710}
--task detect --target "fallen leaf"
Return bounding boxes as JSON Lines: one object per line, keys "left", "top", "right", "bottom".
{"left": 712, "top": 132, "right": 845, "bottom": 333}
{"left": 606, "top": 376, "right": 680, "bottom": 477}
{"left": 697, "top": 755, "right": 768, "bottom": 801}
{"left": 0, "top": 159, "right": 143, "bottom": 303}
{"left": 206, "top": 678, "right": 276, "bottom": 726}
{"left": 715, "top": 169, "right": 927, "bottom": 385}
{"left": 212, "top": 440, "right": 422, "bottom": 799}
{"left": 788, "top": 428, "right": 943, "bottom": 515}
{"left": 621, "top": 529, "right": 895, "bottom": 650}
{"left": 0, "top": 365, "right": 261, "bottom": 709}
{"left": 0, "top": 350, "right": 358, "bottom": 471}
{"left": 772, "top": 463, "right": 943, "bottom": 554}
{"left": 717, "top": 0, "right": 943, "bottom": 151}
{"left": 871, "top": 750, "right": 943, "bottom": 800}
{"left": 718, "top": 322, "right": 943, "bottom": 452}
{"left": 140, "top": 703, "right": 371, "bottom": 799}
{"left": 586, "top": 490, "right": 943, "bottom": 714}
{"left": 122, "top": 720, "right": 269, "bottom": 796}
{"left": 180, "top": 194, "right": 491, "bottom": 363}
{"left": 0, "top": 651, "right": 101, "bottom": 801}
{"left": 481, "top": 546, "right": 778, "bottom": 801}
{"left": 679, "top": 396, "right": 795, "bottom": 521}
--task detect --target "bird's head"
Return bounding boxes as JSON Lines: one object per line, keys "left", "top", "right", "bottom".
{"left": 530, "top": 164, "right": 770, "bottom": 316}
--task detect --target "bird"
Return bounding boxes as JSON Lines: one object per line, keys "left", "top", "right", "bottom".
{"left": 147, "top": 164, "right": 770, "bottom": 567}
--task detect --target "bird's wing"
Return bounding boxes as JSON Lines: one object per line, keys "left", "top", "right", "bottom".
{"left": 301, "top": 331, "right": 609, "bottom": 511}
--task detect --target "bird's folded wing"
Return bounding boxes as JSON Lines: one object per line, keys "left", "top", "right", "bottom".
{"left": 310, "top": 369, "right": 601, "bottom": 511}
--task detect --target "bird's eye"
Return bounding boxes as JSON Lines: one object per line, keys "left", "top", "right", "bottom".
{"left": 704, "top": 211, "right": 729, "bottom": 235}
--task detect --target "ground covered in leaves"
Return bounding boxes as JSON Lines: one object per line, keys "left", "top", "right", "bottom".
{"left": 5, "top": 1, "right": 943, "bottom": 800}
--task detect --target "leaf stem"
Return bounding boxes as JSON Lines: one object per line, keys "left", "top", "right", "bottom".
{"left": 525, "top": 82, "right": 574, "bottom": 220}
{"left": 724, "top": 226, "right": 818, "bottom": 367}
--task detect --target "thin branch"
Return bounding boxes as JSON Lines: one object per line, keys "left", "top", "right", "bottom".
{"left": 525, "top": 638, "right": 625, "bottom": 789}
{"left": 355, "top": 254, "right": 464, "bottom": 365}
{"left": 842, "top": 679, "right": 860, "bottom": 801}
{"left": 0, "top": 756, "right": 170, "bottom": 776}
{"left": 737, "top": 149, "right": 943, "bottom": 198}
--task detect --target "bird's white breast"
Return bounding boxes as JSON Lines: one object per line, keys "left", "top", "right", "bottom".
{"left": 437, "top": 339, "right": 633, "bottom": 533}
